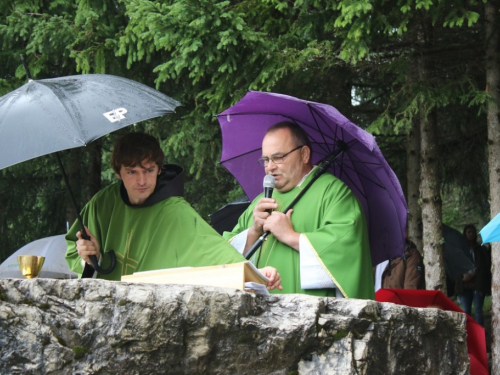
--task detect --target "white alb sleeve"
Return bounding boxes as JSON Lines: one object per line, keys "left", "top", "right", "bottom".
{"left": 374, "top": 260, "right": 389, "bottom": 292}
{"left": 299, "top": 234, "right": 338, "bottom": 290}
{"left": 228, "top": 229, "right": 249, "bottom": 255}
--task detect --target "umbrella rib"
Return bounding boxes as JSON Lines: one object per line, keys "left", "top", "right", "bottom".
{"left": 221, "top": 147, "right": 261, "bottom": 164}
{"left": 308, "top": 104, "right": 351, "bottom": 146}
{"left": 334, "top": 151, "right": 387, "bottom": 191}
{"left": 307, "top": 106, "right": 370, "bottom": 162}
{"left": 306, "top": 103, "right": 335, "bottom": 154}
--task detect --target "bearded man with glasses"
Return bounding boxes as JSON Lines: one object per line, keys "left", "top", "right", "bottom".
{"left": 223, "top": 121, "right": 374, "bottom": 299}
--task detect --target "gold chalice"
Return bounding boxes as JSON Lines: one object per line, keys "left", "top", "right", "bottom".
{"left": 17, "top": 255, "right": 45, "bottom": 279}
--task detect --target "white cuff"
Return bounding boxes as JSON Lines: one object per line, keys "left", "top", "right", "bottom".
{"left": 299, "top": 234, "right": 337, "bottom": 290}
{"left": 374, "top": 260, "right": 389, "bottom": 292}
{"left": 229, "top": 229, "right": 249, "bottom": 255}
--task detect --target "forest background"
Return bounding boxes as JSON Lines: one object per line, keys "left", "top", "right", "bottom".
{"left": 0, "top": 0, "right": 499, "bottom": 371}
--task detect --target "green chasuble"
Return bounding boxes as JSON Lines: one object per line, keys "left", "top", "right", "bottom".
{"left": 66, "top": 182, "right": 245, "bottom": 281}
{"left": 224, "top": 171, "right": 375, "bottom": 300}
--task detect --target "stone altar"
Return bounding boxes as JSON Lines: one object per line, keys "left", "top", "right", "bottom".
{"left": 0, "top": 279, "right": 469, "bottom": 374}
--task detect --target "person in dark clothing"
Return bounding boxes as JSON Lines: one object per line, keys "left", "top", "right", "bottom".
{"left": 455, "top": 224, "right": 492, "bottom": 326}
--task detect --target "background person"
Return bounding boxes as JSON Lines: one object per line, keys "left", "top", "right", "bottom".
{"left": 223, "top": 122, "right": 374, "bottom": 299}
{"left": 65, "top": 132, "right": 281, "bottom": 290}
{"left": 374, "top": 233, "right": 425, "bottom": 291}
{"left": 455, "top": 224, "right": 492, "bottom": 326}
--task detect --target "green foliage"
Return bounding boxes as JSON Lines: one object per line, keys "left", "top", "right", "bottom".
{"left": 117, "top": 0, "right": 278, "bottom": 107}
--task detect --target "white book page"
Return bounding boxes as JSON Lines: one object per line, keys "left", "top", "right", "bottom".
{"left": 244, "top": 282, "right": 269, "bottom": 295}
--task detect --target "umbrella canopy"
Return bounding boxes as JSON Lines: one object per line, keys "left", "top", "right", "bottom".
{"left": 210, "top": 199, "right": 251, "bottom": 235}
{"left": 217, "top": 91, "right": 408, "bottom": 266}
{"left": 0, "top": 235, "right": 77, "bottom": 279}
{"left": 479, "top": 211, "right": 500, "bottom": 244}
{"left": 0, "top": 73, "right": 181, "bottom": 170}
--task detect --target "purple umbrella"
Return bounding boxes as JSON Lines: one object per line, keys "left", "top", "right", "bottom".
{"left": 216, "top": 91, "right": 407, "bottom": 266}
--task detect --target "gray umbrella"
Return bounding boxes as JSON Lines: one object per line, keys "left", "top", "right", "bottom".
{"left": 0, "top": 71, "right": 180, "bottom": 170}
{"left": 0, "top": 57, "right": 182, "bottom": 275}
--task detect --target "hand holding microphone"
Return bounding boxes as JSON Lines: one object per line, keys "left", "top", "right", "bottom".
{"left": 252, "top": 175, "right": 276, "bottom": 228}
{"left": 246, "top": 175, "right": 276, "bottom": 260}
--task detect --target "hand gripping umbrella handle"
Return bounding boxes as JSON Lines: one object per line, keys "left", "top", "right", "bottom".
{"left": 245, "top": 143, "right": 347, "bottom": 261}
{"left": 80, "top": 229, "right": 117, "bottom": 276}
{"left": 55, "top": 153, "right": 117, "bottom": 277}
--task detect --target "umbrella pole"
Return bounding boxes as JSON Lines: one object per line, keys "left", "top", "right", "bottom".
{"left": 245, "top": 142, "right": 347, "bottom": 260}
{"left": 20, "top": 54, "right": 32, "bottom": 80}
{"left": 55, "top": 153, "right": 116, "bottom": 276}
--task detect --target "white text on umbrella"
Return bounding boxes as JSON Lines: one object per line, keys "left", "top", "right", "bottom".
{"left": 103, "top": 108, "right": 128, "bottom": 122}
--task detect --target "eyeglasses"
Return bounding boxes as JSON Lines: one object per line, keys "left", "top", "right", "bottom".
{"left": 257, "top": 145, "right": 304, "bottom": 167}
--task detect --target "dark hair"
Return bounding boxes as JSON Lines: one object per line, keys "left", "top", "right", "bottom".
{"left": 266, "top": 121, "right": 312, "bottom": 153}
{"left": 111, "top": 132, "right": 165, "bottom": 174}
{"left": 463, "top": 224, "right": 477, "bottom": 242}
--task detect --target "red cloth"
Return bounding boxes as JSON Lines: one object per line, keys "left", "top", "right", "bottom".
{"left": 376, "top": 289, "right": 488, "bottom": 375}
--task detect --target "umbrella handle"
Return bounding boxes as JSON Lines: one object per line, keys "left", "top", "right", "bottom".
{"left": 55, "top": 152, "right": 117, "bottom": 277}
{"left": 79, "top": 228, "right": 117, "bottom": 276}
{"left": 87, "top": 252, "right": 117, "bottom": 275}
{"left": 78, "top": 221, "right": 117, "bottom": 276}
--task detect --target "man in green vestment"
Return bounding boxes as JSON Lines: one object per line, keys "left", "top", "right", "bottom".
{"left": 65, "top": 132, "right": 281, "bottom": 290}
{"left": 223, "top": 122, "right": 374, "bottom": 299}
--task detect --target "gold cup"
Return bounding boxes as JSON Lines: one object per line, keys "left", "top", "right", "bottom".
{"left": 17, "top": 255, "right": 45, "bottom": 279}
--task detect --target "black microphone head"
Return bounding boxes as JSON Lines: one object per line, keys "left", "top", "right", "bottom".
{"left": 263, "top": 175, "right": 275, "bottom": 200}
{"left": 263, "top": 175, "right": 275, "bottom": 189}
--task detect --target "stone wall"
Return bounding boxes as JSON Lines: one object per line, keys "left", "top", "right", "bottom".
{"left": 0, "top": 279, "right": 469, "bottom": 374}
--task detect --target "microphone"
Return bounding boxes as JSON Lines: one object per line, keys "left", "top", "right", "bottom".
{"left": 245, "top": 176, "right": 275, "bottom": 260}
{"left": 263, "top": 174, "right": 275, "bottom": 198}
{"left": 263, "top": 175, "right": 275, "bottom": 214}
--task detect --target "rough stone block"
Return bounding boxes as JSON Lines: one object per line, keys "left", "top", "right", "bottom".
{"left": 0, "top": 279, "right": 469, "bottom": 374}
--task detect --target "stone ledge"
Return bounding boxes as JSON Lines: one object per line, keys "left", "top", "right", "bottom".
{"left": 0, "top": 279, "right": 468, "bottom": 374}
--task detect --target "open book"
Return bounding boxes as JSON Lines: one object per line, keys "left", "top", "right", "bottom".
{"left": 121, "top": 261, "right": 269, "bottom": 294}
